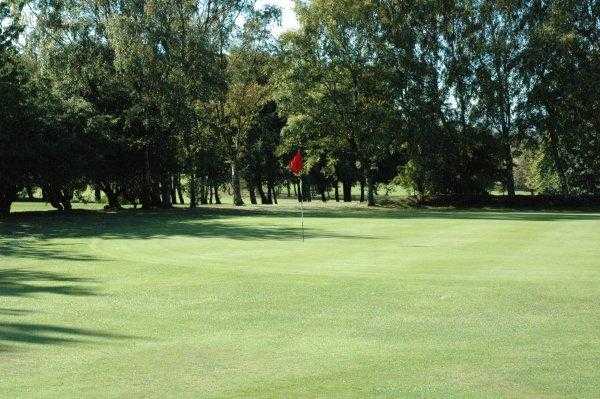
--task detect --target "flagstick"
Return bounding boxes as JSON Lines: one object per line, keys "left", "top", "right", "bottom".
{"left": 300, "top": 177, "right": 305, "bottom": 242}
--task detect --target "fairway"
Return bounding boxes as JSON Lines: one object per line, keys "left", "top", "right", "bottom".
{"left": 2, "top": 203, "right": 600, "bottom": 398}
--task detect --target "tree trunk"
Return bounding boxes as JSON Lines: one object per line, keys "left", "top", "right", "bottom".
{"left": 46, "top": 193, "right": 63, "bottom": 210}
{"left": 176, "top": 175, "right": 185, "bottom": 204}
{"left": 0, "top": 186, "right": 17, "bottom": 216}
{"left": 189, "top": 171, "right": 197, "bottom": 209}
{"left": 248, "top": 182, "right": 258, "bottom": 205}
{"left": 231, "top": 160, "right": 244, "bottom": 206}
{"left": 170, "top": 175, "right": 177, "bottom": 205}
{"left": 142, "top": 148, "right": 153, "bottom": 209}
{"left": 0, "top": 200, "right": 12, "bottom": 216}
{"left": 257, "top": 184, "right": 270, "bottom": 204}
{"left": 94, "top": 187, "right": 101, "bottom": 202}
{"left": 286, "top": 181, "right": 291, "bottom": 197}
{"left": 61, "top": 189, "right": 73, "bottom": 211}
{"left": 503, "top": 141, "right": 516, "bottom": 198}
{"left": 360, "top": 178, "right": 365, "bottom": 202}
{"left": 43, "top": 187, "right": 64, "bottom": 211}
{"left": 302, "top": 178, "right": 311, "bottom": 202}
{"left": 548, "top": 126, "right": 570, "bottom": 195}
{"left": 499, "top": 74, "right": 516, "bottom": 199}
{"left": 367, "top": 167, "right": 376, "bottom": 207}
{"left": 152, "top": 182, "right": 162, "bottom": 207}
{"left": 199, "top": 176, "right": 208, "bottom": 205}
{"left": 102, "top": 185, "right": 122, "bottom": 210}
{"left": 334, "top": 182, "right": 340, "bottom": 202}
{"left": 161, "top": 174, "right": 173, "bottom": 209}
{"left": 272, "top": 185, "right": 278, "bottom": 204}
{"left": 342, "top": 180, "right": 352, "bottom": 202}
{"left": 27, "top": 186, "right": 35, "bottom": 201}
{"left": 267, "top": 183, "right": 273, "bottom": 204}
{"left": 214, "top": 184, "right": 221, "bottom": 204}
{"left": 106, "top": 192, "right": 121, "bottom": 210}
{"left": 209, "top": 183, "right": 213, "bottom": 204}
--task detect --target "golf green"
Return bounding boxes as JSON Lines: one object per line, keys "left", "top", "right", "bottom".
{"left": 2, "top": 202, "right": 600, "bottom": 398}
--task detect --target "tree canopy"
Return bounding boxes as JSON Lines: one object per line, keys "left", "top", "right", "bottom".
{"left": 1, "top": 0, "right": 599, "bottom": 215}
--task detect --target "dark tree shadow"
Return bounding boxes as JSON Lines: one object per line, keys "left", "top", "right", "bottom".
{"left": 1, "top": 240, "right": 100, "bottom": 262}
{"left": 0, "top": 204, "right": 599, "bottom": 264}
{"left": 193, "top": 205, "right": 600, "bottom": 222}
{"left": 0, "top": 269, "right": 96, "bottom": 298}
{"left": 0, "top": 208, "right": 377, "bottom": 261}
{"left": 1, "top": 206, "right": 599, "bottom": 261}
{"left": 0, "top": 308, "right": 32, "bottom": 316}
{"left": 0, "top": 268, "right": 137, "bottom": 352}
{"left": 0, "top": 323, "right": 133, "bottom": 346}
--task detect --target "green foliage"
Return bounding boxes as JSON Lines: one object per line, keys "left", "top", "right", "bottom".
{"left": 523, "top": 0, "right": 600, "bottom": 195}
{"left": 2, "top": 0, "right": 600, "bottom": 215}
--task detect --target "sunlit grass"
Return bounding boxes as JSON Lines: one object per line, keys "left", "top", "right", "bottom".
{"left": 2, "top": 202, "right": 600, "bottom": 398}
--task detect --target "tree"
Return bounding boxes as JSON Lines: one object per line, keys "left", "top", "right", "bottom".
{"left": 0, "top": 1, "right": 34, "bottom": 215}
{"left": 277, "top": 0, "right": 401, "bottom": 206}
{"left": 200, "top": 6, "right": 279, "bottom": 206}
{"left": 472, "top": 0, "right": 531, "bottom": 198}
{"left": 523, "top": 0, "right": 600, "bottom": 195}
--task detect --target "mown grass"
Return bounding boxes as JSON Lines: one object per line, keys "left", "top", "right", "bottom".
{"left": 2, "top": 201, "right": 600, "bottom": 398}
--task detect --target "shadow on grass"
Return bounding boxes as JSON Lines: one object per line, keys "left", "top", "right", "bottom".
{"left": 0, "top": 269, "right": 97, "bottom": 298}
{"left": 0, "top": 268, "right": 136, "bottom": 352}
{"left": 1, "top": 240, "right": 100, "bottom": 262}
{"left": 0, "top": 308, "right": 32, "bottom": 316}
{"left": 1, "top": 205, "right": 599, "bottom": 261}
{"left": 0, "top": 208, "right": 376, "bottom": 261}
{"left": 181, "top": 205, "right": 600, "bottom": 221}
{"left": 0, "top": 323, "right": 133, "bottom": 347}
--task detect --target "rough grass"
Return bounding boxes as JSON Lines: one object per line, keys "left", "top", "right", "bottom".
{"left": 2, "top": 201, "right": 600, "bottom": 398}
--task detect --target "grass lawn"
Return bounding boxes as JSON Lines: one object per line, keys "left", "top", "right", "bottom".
{"left": 2, "top": 201, "right": 600, "bottom": 398}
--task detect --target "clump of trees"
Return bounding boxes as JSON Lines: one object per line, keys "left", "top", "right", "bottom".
{"left": 1, "top": 0, "right": 599, "bottom": 216}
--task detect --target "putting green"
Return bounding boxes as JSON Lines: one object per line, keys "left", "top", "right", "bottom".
{"left": 2, "top": 202, "right": 600, "bottom": 398}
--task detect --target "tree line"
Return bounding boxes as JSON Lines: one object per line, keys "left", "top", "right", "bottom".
{"left": 1, "top": 0, "right": 599, "bottom": 215}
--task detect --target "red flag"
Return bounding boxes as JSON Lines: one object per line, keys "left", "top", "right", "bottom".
{"left": 289, "top": 150, "right": 304, "bottom": 175}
